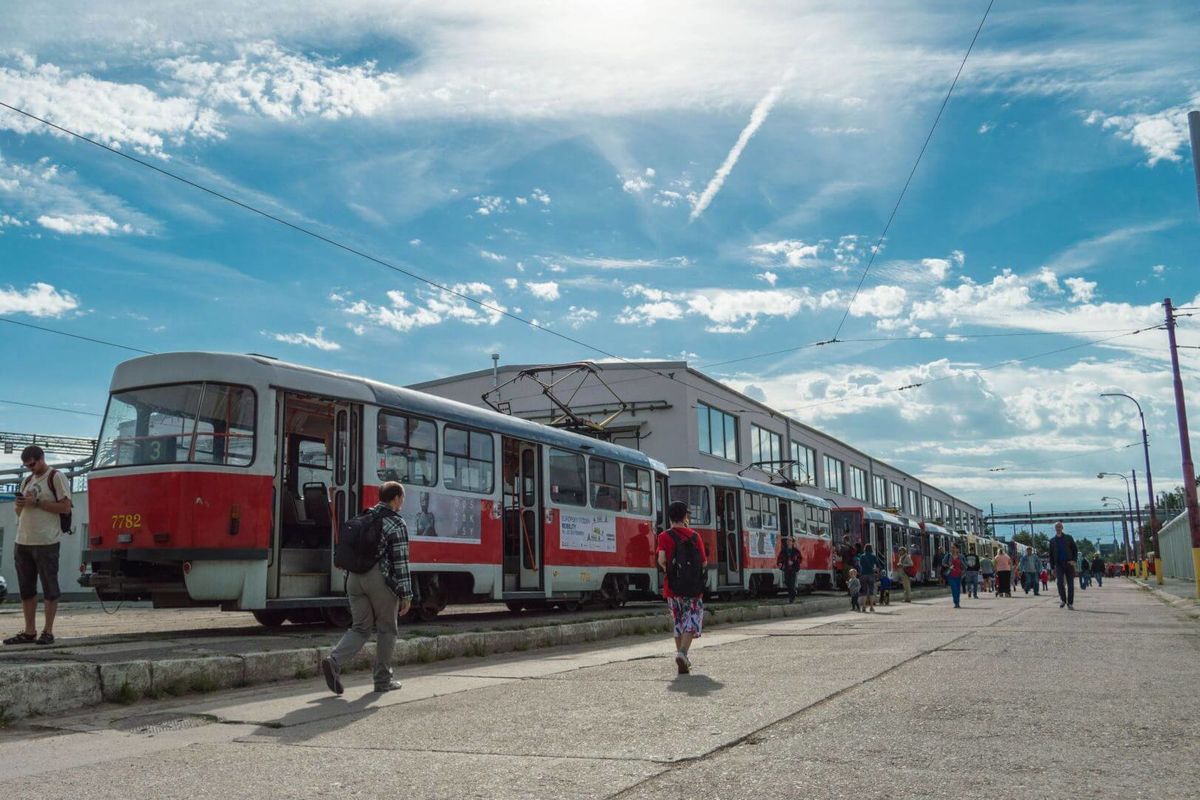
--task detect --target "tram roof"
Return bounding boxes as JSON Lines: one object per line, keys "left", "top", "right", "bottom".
{"left": 668, "top": 468, "right": 834, "bottom": 508}
{"left": 110, "top": 352, "right": 667, "bottom": 472}
{"left": 834, "top": 505, "right": 921, "bottom": 529}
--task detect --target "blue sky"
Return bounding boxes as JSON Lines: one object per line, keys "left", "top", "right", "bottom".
{"left": 2, "top": 0, "right": 1199, "bottom": 539}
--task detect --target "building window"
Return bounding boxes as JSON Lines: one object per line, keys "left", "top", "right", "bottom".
{"left": 377, "top": 411, "right": 437, "bottom": 485}
{"left": 907, "top": 489, "right": 919, "bottom": 516}
{"left": 443, "top": 426, "right": 494, "bottom": 494}
{"left": 823, "top": 455, "right": 844, "bottom": 494}
{"left": 849, "top": 466, "right": 868, "bottom": 501}
{"left": 750, "top": 424, "right": 783, "bottom": 471}
{"left": 889, "top": 481, "right": 903, "bottom": 510}
{"left": 791, "top": 441, "right": 817, "bottom": 486}
{"left": 697, "top": 402, "right": 739, "bottom": 461}
{"left": 933, "top": 499, "right": 944, "bottom": 522}
{"left": 922, "top": 495, "right": 933, "bottom": 519}
{"left": 873, "top": 476, "right": 887, "bottom": 507}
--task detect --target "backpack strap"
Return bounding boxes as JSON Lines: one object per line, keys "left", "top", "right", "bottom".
{"left": 46, "top": 469, "right": 60, "bottom": 501}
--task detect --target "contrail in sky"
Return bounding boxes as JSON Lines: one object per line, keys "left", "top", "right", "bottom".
{"left": 689, "top": 68, "right": 793, "bottom": 222}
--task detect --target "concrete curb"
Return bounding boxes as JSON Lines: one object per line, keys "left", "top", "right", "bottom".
{"left": 0, "top": 588, "right": 946, "bottom": 721}
{"left": 1130, "top": 577, "right": 1199, "bottom": 610}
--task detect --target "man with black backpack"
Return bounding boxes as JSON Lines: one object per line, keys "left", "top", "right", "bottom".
{"left": 656, "top": 500, "right": 707, "bottom": 675}
{"left": 322, "top": 481, "right": 412, "bottom": 694}
{"left": 5, "top": 446, "right": 72, "bottom": 647}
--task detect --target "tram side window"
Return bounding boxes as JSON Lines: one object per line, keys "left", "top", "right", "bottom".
{"left": 95, "top": 382, "right": 256, "bottom": 469}
{"left": 376, "top": 411, "right": 436, "bottom": 485}
{"left": 549, "top": 449, "right": 587, "bottom": 506}
{"left": 622, "top": 465, "right": 652, "bottom": 517}
{"left": 744, "top": 492, "right": 762, "bottom": 529}
{"left": 762, "top": 496, "right": 778, "bottom": 530}
{"left": 669, "top": 485, "right": 711, "bottom": 526}
{"left": 589, "top": 457, "right": 622, "bottom": 511}
{"left": 443, "top": 426, "right": 494, "bottom": 494}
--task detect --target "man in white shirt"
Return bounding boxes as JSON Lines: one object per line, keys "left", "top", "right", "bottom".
{"left": 5, "top": 446, "right": 72, "bottom": 646}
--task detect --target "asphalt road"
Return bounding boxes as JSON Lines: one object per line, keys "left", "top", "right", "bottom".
{"left": 2, "top": 579, "right": 1196, "bottom": 799}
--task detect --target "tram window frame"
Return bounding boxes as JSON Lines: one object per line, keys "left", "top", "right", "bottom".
{"left": 442, "top": 425, "right": 495, "bottom": 494}
{"left": 376, "top": 410, "right": 437, "bottom": 486}
{"left": 588, "top": 457, "right": 622, "bottom": 511}
{"left": 94, "top": 381, "right": 257, "bottom": 470}
{"left": 548, "top": 448, "right": 587, "bottom": 507}
{"left": 654, "top": 476, "right": 667, "bottom": 530}
{"left": 762, "top": 495, "right": 778, "bottom": 530}
{"left": 743, "top": 492, "right": 763, "bottom": 529}
{"left": 669, "top": 485, "right": 711, "bottom": 526}
{"left": 622, "top": 465, "right": 653, "bottom": 517}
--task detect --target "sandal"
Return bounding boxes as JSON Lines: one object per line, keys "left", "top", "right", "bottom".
{"left": 35, "top": 632, "right": 55, "bottom": 646}
{"left": 3, "top": 632, "right": 37, "bottom": 645}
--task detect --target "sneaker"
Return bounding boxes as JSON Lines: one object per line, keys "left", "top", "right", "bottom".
{"left": 1060, "top": 601, "right": 1066, "bottom": 608}
{"left": 3, "top": 632, "right": 37, "bottom": 645}
{"left": 1068, "top": 604, "right": 1074, "bottom": 610}
{"left": 683, "top": 653, "right": 692, "bottom": 671}
{"left": 674, "top": 652, "right": 689, "bottom": 674}
{"left": 321, "top": 657, "right": 344, "bottom": 695}
{"left": 374, "top": 680, "right": 403, "bottom": 693}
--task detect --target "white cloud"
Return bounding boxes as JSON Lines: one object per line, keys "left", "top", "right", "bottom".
{"left": 555, "top": 255, "right": 690, "bottom": 270}
{"left": 479, "top": 249, "right": 506, "bottom": 262}
{"left": 1151, "top": 264, "right": 1165, "bottom": 276}
{"left": 340, "top": 282, "right": 505, "bottom": 333}
{"left": 0, "top": 282, "right": 79, "bottom": 317}
{"left": 473, "top": 195, "right": 507, "bottom": 216}
{"left": 265, "top": 326, "right": 341, "bottom": 351}
{"left": 503, "top": 278, "right": 519, "bottom": 290}
{"left": 1064, "top": 276, "right": 1097, "bottom": 303}
{"left": 849, "top": 285, "right": 907, "bottom": 318}
{"left": 530, "top": 187, "right": 551, "bottom": 205}
{"left": 620, "top": 173, "right": 653, "bottom": 194}
{"left": 690, "top": 68, "right": 791, "bottom": 221}
{"left": 751, "top": 239, "right": 823, "bottom": 268}
{"left": 526, "top": 281, "right": 560, "bottom": 301}
{"left": 514, "top": 196, "right": 528, "bottom": 205}
{"left": 617, "top": 284, "right": 835, "bottom": 334}
{"left": 922, "top": 257, "right": 952, "bottom": 282}
{"left": 1036, "top": 267, "right": 1061, "bottom": 294}
{"left": 756, "top": 270, "right": 778, "bottom": 286}
{"left": 409, "top": 238, "right": 422, "bottom": 246}
{"left": 563, "top": 306, "right": 598, "bottom": 328}
{"left": 0, "top": 214, "right": 28, "bottom": 228}
{"left": 37, "top": 213, "right": 135, "bottom": 236}
{"left": 616, "top": 300, "right": 685, "bottom": 326}
{"left": 978, "top": 122, "right": 994, "bottom": 134}
{"left": 1086, "top": 95, "right": 1199, "bottom": 166}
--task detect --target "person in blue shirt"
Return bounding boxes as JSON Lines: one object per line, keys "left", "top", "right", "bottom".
{"left": 856, "top": 544, "right": 882, "bottom": 613}
{"left": 1048, "top": 522, "right": 1078, "bottom": 609}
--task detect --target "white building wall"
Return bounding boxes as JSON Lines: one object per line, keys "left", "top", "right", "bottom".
{"left": 0, "top": 491, "right": 90, "bottom": 601}
{"left": 411, "top": 361, "right": 983, "bottom": 525}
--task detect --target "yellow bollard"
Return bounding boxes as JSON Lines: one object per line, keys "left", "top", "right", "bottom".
{"left": 1193, "top": 549, "right": 1200, "bottom": 599}
{"left": 1155, "top": 557, "right": 1164, "bottom": 586}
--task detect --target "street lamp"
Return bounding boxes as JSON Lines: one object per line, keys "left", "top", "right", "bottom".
{"left": 1099, "top": 471, "right": 1143, "bottom": 575}
{"left": 1103, "top": 497, "right": 1130, "bottom": 564}
{"left": 1022, "top": 492, "right": 1036, "bottom": 545}
{"left": 1101, "top": 392, "right": 1162, "bottom": 584}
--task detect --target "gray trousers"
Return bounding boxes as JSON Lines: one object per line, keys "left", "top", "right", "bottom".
{"left": 329, "top": 566, "right": 399, "bottom": 687}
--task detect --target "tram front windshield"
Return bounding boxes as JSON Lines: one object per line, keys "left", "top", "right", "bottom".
{"left": 95, "top": 382, "right": 256, "bottom": 469}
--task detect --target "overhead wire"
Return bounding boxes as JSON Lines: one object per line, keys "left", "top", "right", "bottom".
{"left": 0, "top": 318, "right": 156, "bottom": 355}
{"left": 827, "top": 0, "right": 996, "bottom": 344}
{"left": 0, "top": 399, "right": 103, "bottom": 417}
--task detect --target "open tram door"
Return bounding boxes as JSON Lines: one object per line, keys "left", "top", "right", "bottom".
{"left": 502, "top": 438, "right": 543, "bottom": 593}
{"left": 269, "top": 392, "right": 362, "bottom": 612}
{"left": 715, "top": 488, "right": 742, "bottom": 589}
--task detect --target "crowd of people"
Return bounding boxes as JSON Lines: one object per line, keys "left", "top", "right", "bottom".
{"left": 836, "top": 522, "right": 1114, "bottom": 613}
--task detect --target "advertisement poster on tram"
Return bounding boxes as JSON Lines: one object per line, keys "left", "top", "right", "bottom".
{"left": 560, "top": 511, "right": 617, "bottom": 552}
{"left": 410, "top": 491, "right": 481, "bottom": 543}
{"left": 749, "top": 529, "right": 777, "bottom": 559}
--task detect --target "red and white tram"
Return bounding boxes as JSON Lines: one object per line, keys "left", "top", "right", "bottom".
{"left": 919, "top": 521, "right": 954, "bottom": 582}
{"left": 667, "top": 469, "right": 834, "bottom": 597}
{"left": 85, "top": 353, "right": 669, "bottom": 624}
{"left": 831, "top": 506, "right": 925, "bottom": 582}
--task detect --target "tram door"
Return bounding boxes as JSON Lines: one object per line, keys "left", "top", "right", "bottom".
{"left": 502, "top": 438, "right": 542, "bottom": 592}
{"left": 272, "top": 393, "right": 361, "bottom": 599}
{"left": 716, "top": 489, "right": 742, "bottom": 586}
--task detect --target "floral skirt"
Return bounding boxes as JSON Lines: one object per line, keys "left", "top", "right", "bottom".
{"left": 667, "top": 597, "right": 704, "bottom": 638}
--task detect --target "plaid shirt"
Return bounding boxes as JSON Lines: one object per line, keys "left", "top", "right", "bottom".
{"left": 373, "top": 504, "right": 412, "bottom": 600}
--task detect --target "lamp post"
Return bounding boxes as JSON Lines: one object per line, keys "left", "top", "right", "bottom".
{"left": 1103, "top": 497, "right": 1130, "bottom": 566}
{"left": 1101, "top": 393, "right": 1161, "bottom": 583}
{"left": 1100, "top": 471, "right": 1141, "bottom": 576}
{"left": 1022, "top": 492, "right": 1036, "bottom": 546}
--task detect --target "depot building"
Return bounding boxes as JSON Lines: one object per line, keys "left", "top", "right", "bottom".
{"left": 412, "top": 360, "right": 984, "bottom": 534}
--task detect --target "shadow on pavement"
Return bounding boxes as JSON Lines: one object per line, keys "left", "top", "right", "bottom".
{"left": 667, "top": 674, "right": 724, "bottom": 697}
{"left": 259, "top": 690, "right": 385, "bottom": 741}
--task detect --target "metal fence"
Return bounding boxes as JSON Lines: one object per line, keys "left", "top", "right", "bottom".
{"left": 1157, "top": 511, "right": 1196, "bottom": 581}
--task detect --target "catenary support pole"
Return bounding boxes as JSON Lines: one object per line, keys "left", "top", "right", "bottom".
{"left": 1164, "top": 296, "right": 1200, "bottom": 597}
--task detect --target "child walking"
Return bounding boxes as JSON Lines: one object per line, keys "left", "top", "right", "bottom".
{"left": 847, "top": 568, "right": 861, "bottom": 612}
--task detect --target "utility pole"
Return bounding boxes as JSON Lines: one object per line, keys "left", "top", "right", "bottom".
{"left": 1164, "top": 297, "right": 1200, "bottom": 597}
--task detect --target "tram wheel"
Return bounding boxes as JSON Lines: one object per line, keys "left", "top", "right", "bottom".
{"left": 252, "top": 610, "right": 289, "bottom": 628}
{"left": 505, "top": 601, "right": 525, "bottom": 613}
{"left": 555, "top": 600, "right": 583, "bottom": 612}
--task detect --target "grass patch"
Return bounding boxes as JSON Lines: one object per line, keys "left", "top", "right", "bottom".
{"left": 293, "top": 666, "right": 314, "bottom": 680}
{"left": 114, "top": 681, "right": 139, "bottom": 705}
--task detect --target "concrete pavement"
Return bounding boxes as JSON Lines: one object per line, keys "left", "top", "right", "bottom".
{"left": 2, "top": 579, "right": 1197, "bottom": 799}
